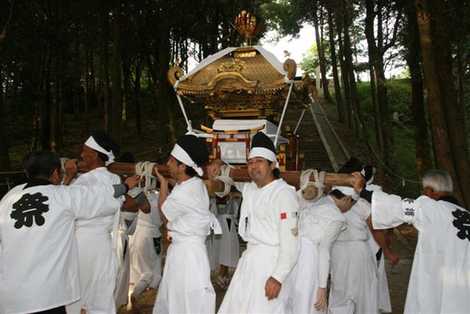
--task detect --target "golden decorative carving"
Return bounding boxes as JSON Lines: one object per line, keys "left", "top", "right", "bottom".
{"left": 167, "top": 65, "right": 184, "bottom": 87}
{"left": 217, "top": 59, "right": 245, "bottom": 73}
{"left": 234, "top": 11, "right": 258, "bottom": 42}
{"left": 283, "top": 58, "right": 297, "bottom": 80}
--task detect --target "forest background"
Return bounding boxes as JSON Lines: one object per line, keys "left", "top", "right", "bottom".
{"left": 0, "top": 0, "right": 469, "bottom": 206}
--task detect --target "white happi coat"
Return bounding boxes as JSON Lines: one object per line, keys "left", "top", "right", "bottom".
{"left": 0, "top": 181, "right": 122, "bottom": 314}
{"left": 218, "top": 179, "right": 299, "bottom": 314}
{"left": 286, "top": 196, "right": 345, "bottom": 314}
{"left": 153, "top": 177, "right": 220, "bottom": 314}
{"left": 215, "top": 193, "right": 241, "bottom": 268}
{"left": 371, "top": 191, "right": 470, "bottom": 314}
{"left": 329, "top": 199, "right": 379, "bottom": 314}
{"left": 129, "top": 191, "right": 162, "bottom": 297}
{"left": 67, "top": 167, "right": 122, "bottom": 314}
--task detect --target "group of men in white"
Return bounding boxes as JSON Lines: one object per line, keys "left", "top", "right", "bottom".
{"left": 0, "top": 130, "right": 469, "bottom": 314}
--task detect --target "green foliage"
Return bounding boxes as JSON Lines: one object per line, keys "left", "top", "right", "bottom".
{"left": 300, "top": 41, "right": 332, "bottom": 76}
{"left": 356, "top": 79, "right": 421, "bottom": 196}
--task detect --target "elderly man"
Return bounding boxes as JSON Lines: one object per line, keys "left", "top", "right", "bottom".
{"left": 66, "top": 130, "right": 123, "bottom": 314}
{"left": 353, "top": 169, "right": 470, "bottom": 314}
{"left": 0, "top": 151, "right": 138, "bottom": 314}
{"left": 216, "top": 132, "right": 299, "bottom": 314}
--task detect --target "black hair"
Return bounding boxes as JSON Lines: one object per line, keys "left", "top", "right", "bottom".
{"left": 89, "top": 130, "right": 120, "bottom": 163}
{"left": 362, "top": 165, "right": 375, "bottom": 182}
{"left": 175, "top": 159, "right": 198, "bottom": 177}
{"left": 175, "top": 135, "right": 209, "bottom": 167}
{"left": 267, "top": 161, "right": 281, "bottom": 179}
{"left": 329, "top": 189, "right": 347, "bottom": 199}
{"left": 23, "top": 151, "right": 61, "bottom": 180}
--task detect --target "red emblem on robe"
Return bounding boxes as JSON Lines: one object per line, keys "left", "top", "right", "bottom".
{"left": 280, "top": 212, "right": 287, "bottom": 220}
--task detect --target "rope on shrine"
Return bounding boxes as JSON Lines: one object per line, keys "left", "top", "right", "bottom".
{"left": 135, "top": 161, "right": 157, "bottom": 193}
{"left": 274, "top": 81, "right": 294, "bottom": 147}
{"left": 215, "top": 163, "right": 235, "bottom": 198}
{"left": 300, "top": 169, "right": 325, "bottom": 201}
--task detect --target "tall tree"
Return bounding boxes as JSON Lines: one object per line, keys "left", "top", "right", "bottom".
{"left": 416, "top": 0, "right": 470, "bottom": 206}
{"left": 403, "top": 1, "right": 432, "bottom": 176}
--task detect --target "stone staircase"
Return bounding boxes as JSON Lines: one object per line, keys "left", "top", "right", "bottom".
{"left": 283, "top": 98, "right": 357, "bottom": 172}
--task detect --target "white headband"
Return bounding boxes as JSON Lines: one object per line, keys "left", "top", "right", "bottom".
{"left": 84, "top": 136, "right": 115, "bottom": 166}
{"left": 361, "top": 167, "right": 376, "bottom": 185}
{"left": 248, "top": 147, "right": 279, "bottom": 167}
{"left": 170, "top": 144, "right": 204, "bottom": 176}
{"left": 332, "top": 185, "right": 360, "bottom": 201}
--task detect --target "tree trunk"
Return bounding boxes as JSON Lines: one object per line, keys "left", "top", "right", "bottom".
{"left": 427, "top": 0, "right": 470, "bottom": 207}
{"left": 335, "top": 14, "right": 352, "bottom": 128}
{"left": 327, "top": 7, "right": 344, "bottom": 122}
{"left": 313, "top": 4, "right": 331, "bottom": 102}
{"left": 375, "top": 0, "right": 392, "bottom": 165}
{"left": 158, "top": 29, "right": 177, "bottom": 144}
{"left": 365, "top": 0, "right": 383, "bottom": 155}
{"left": 415, "top": 0, "right": 470, "bottom": 206}
{"left": 134, "top": 60, "right": 143, "bottom": 135}
{"left": 405, "top": 2, "right": 432, "bottom": 176}
{"left": 109, "top": 3, "right": 123, "bottom": 143}
{"left": 342, "top": 2, "right": 362, "bottom": 136}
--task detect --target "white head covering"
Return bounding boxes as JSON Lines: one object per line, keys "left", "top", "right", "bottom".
{"left": 170, "top": 143, "right": 204, "bottom": 176}
{"left": 332, "top": 185, "right": 359, "bottom": 201}
{"left": 248, "top": 132, "right": 279, "bottom": 167}
{"left": 84, "top": 136, "right": 115, "bottom": 166}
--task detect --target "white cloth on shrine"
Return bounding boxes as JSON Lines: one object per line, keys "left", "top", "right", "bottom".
{"left": 371, "top": 191, "right": 470, "bottom": 314}
{"left": 218, "top": 179, "right": 299, "bottom": 314}
{"left": 129, "top": 191, "right": 162, "bottom": 297}
{"left": 285, "top": 196, "right": 345, "bottom": 314}
{"left": 329, "top": 199, "right": 379, "bottom": 314}
{"left": 153, "top": 177, "right": 220, "bottom": 314}
{"left": 66, "top": 167, "right": 123, "bottom": 314}
{"left": 0, "top": 181, "right": 122, "bottom": 314}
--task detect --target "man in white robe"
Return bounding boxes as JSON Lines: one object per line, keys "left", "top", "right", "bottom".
{"left": 128, "top": 190, "right": 162, "bottom": 311}
{"left": 152, "top": 134, "right": 221, "bottom": 314}
{"left": 0, "top": 151, "right": 138, "bottom": 314}
{"left": 216, "top": 132, "right": 299, "bottom": 314}
{"left": 66, "top": 131, "right": 123, "bottom": 314}
{"left": 286, "top": 191, "right": 346, "bottom": 314}
{"left": 353, "top": 169, "right": 470, "bottom": 314}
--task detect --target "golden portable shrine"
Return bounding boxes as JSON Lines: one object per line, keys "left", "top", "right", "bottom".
{"left": 166, "top": 15, "right": 319, "bottom": 172}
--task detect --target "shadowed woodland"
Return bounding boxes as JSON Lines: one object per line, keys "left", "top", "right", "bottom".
{"left": 0, "top": 0, "right": 469, "bottom": 206}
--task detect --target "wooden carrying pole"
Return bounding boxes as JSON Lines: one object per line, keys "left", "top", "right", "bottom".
{"left": 106, "top": 162, "right": 354, "bottom": 190}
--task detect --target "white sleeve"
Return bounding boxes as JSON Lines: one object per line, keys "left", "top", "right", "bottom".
{"left": 62, "top": 185, "right": 122, "bottom": 219}
{"left": 317, "top": 220, "right": 344, "bottom": 288}
{"left": 371, "top": 191, "right": 419, "bottom": 229}
{"left": 271, "top": 187, "right": 299, "bottom": 283}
